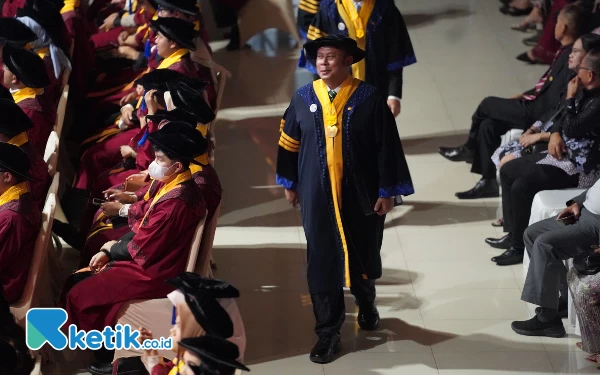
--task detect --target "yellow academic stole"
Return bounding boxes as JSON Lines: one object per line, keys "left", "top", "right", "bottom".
{"left": 0, "top": 181, "right": 29, "bottom": 206}
{"left": 157, "top": 48, "right": 189, "bottom": 70}
{"left": 337, "top": 0, "right": 374, "bottom": 80}
{"left": 60, "top": 0, "right": 79, "bottom": 14}
{"left": 7, "top": 132, "right": 29, "bottom": 147}
{"left": 12, "top": 87, "right": 43, "bottom": 103}
{"left": 312, "top": 76, "right": 360, "bottom": 287}
{"left": 189, "top": 124, "right": 209, "bottom": 174}
{"left": 140, "top": 170, "right": 192, "bottom": 225}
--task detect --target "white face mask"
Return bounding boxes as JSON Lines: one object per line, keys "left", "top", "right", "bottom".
{"left": 148, "top": 161, "right": 177, "bottom": 180}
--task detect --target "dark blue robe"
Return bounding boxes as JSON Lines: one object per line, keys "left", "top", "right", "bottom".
{"left": 276, "top": 80, "right": 414, "bottom": 294}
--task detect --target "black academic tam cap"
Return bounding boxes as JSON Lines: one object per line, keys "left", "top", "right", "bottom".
{"left": 182, "top": 289, "right": 234, "bottom": 338}
{"left": 166, "top": 272, "right": 240, "bottom": 299}
{"left": 179, "top": 336, "right": 249, "bottom": 374}
{"left": 304, "top": 35, "right": 366, "bottom": 64}
{"left": 17, "top": 1, "right": 70, "bottom": 54}
{"left": 154, "top": 120, "right": 207, "bottom": 156}
{"left": 155, "top": 0, "right": 198, "bottom": 15}
{"left": 0, "top": 99, "right": 34, "bottom": 137}
{"left": 0, "top": 18, "right": 37, "bottom": 46}
{"left": 168, "top": 81, "right": 215, "bottom": 124}
{"left": 0, "top": 142, "right": 32, "bottom": 181}
{"left": 2, "top": 43, "right": 50, "bottom": 88}
{"left": 147, "top": 122, "right": 201, "bottom": 162}
{"left": 146, "top": 108, "right": 197, "bottom": 128}
{"left": 150, "top": 17, "right": 197, "bottom": 50}
{"left": 134, "top": 69, "right": 208, "bottom": 93}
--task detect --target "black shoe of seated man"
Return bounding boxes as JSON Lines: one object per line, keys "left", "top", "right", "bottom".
{"left": 485, "top": 233, "right": 512, "bottom": 250}
{"left": 455, "top": 179, "right": 499, "bottom": 200}
{"left": 358, "top": 303, "right": 380, "bottom": 331}
{"left": 438, "top": 146, "right": 474, "bottom": 163}
{"left": 492, "top": 247, "right": 524, "bottom": 265}
{"left": 523, "top": 33, "right": 541, "bottom": 47}
{"left": 115, "top": 356, "right": 147, "bottom": 374}
{"left": 309, "top": 333, "right": 341, "bottom": 364}
{"left": 535, "top": 301, "right": 569, "bottom": 319}
{"left": 500, "top": 5, "right": 533, "bottom": 16}
{"left": 511, "top": 315, "right": 566, "bottom": 338}
{"left": 88, "top": 361, "right": 113, "bottom": 375}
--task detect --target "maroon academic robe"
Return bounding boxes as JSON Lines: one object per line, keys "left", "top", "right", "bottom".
{"left": 62, "top": 10, "right": 95, "bottom": 95}
{"left": 1, "top": 0, "right": 25, "bottom": 17}
{"left": 63, "top": 176, "right": 206, "bottom": 331}
{"left": 0, "top": 191, "right": 41, "bottom": 303}
{"left": 36, "top": 52, "right": 63, "bottom": 114}
{"left": 6, "top": 134, "right": 51, "bottom": 210}
{"left": 16, "top": 96, "right": 55, "bottom": 154}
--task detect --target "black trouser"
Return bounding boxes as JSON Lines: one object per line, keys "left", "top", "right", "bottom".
{"left": 310, "top": 274, "right": 375, "bottom": 338}
{"left": 468, "top": 97, "right": 535, "bottom": 179}
{"left": 500, "top": 155, "right": 579, "bottom": 249}
{"left": 208, "top": 0, "right": 239, "bottom": 28}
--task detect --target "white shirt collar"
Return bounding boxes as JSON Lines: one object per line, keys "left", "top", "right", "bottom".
{"left": 326, "top": 85, "right": 342, "bottom": 93}
{"left": 353, "top": 0, "right": 363, "bottom": 9}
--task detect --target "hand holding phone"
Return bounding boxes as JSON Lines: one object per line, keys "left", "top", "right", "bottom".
{"left": 557, "top": 214, "right": 577, "bottom": 225}
{"left": 92, "top": 198, "right": 106, "bottom": 206}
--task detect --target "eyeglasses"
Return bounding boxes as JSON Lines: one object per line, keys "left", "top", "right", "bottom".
{"left": 572, "top": 48, "right": 585, "bottom": 54}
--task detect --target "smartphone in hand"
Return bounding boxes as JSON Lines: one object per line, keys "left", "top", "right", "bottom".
{"left": 92, "top": 198, "right": 106, "bottom": 206}
{"left": 557, "top": 214, "right": 577, "bottom": 226}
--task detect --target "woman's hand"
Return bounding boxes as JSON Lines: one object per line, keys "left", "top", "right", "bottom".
{"left": 519, "top": 133, "right": 542, "bottom": 148}
{"left": 100, "top": 13, "right": 118, "bottom": 30}
{"left": 89, "top": 251, "right": 110, "bottom": 272}
{"left": 567, "top": 75, "right": 581, "bottom": 99}
{"left": 121, "top": 145, "right": 134, "bottom": 159}
{"left": 120, "top": 106, "right": 135, "bottom": 126}
{"left": 144, "top": 89, "right": 159, "bottom": 115}
{"left": 138, "top": 327, "right": 158, "bottom": 356}
{"left": 548, "top": 132, "right": 566, "bottom": 160}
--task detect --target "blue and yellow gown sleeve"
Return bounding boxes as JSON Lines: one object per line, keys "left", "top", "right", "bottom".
{"left": 384, "top": 3, "right": 417, "bottom": 99}
{"left": 297, "top": 0, "right": 321, "bottom": 40}
{"left": 374, "top": 96, "right": 414, "bottom": 198}
{"left": 276, "top": 101, "right": 301, "bottom": 190}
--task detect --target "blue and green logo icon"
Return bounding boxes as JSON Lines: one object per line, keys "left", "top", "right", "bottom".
{"left": 26, "top": 308, "right": 69, "bottom": 350}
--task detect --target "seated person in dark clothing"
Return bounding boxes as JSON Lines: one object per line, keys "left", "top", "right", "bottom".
{"left": 511, "top": 180, "right": 600, "bottom": 338}
{"left": 438, "top": 4, "right": 591, "bottom": 200}
{"left": 490, "top": 48, "right": 600, "bottom": 267}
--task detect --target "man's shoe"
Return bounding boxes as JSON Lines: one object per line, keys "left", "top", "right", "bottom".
{"left": 492, "top": 247, "right": 524, "bottom": 265}
{"left": 88, "top": 361, "right": 113, "bottom": 375}
{"left": 438, "top": 146, "right": 474, "bottom": 163}
{"left": 535, "top": 301, "right": 568, "bottom": 319}
{"left": 114, "top": 356, "right": 147, "bottom": 374}
{"left": 511, "top": 316, "right": 566, "bottom": 338}
{"left": 523, "top": 32, "right": 541, "bottom": 47}
{"left": 455, "top": 179, "right": 499, "bottom": 199}
{"left": 309, "top": 334, "right": 341, "bottom": 364}
{"left": 358, "top": 303, "right": 380, "bottom": 331}
{"left": 485, "top": 234, "right": 512, "bottom": 249}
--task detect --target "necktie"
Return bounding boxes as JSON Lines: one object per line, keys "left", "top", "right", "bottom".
{"left": 328, "top": 90, "right": 337, "bottom": 102}
{"left": 354, "top": 1, "right": 362, "bottom": 11}
{"left": 523, "top": 48, "right": 563, "bottom": 101}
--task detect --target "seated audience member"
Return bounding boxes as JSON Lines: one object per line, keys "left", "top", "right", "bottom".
{"left": 137, "top": 273, "right": 245, "bottom": 374}
{"left": 0, "top": 143, "right": 40, "bottom": 303}
{"left": 491, "top": 48, "right": 600, "bottom": 267}
{"left": 438, "top": 4, "right": 590, "bottom": 199}
{"left": 178, "top": 336, "right": 250, "bottom": 375}
{"left": 61, "top": 129, "right": 206, "bottom": 334}
{"left": 568, "top": 252, "right": 600, "bottom": 364}
{"left": 2, "top": 43, "right": 53, "bottom": 153}
{"left": 491, "top": 33, "right": 600, "bottom": 172}
{"left": 0, "top": 98, "right": 50, "bottom": 209}
{"left": 0, "top": 287, "right": 35, "bottom": 375}
{"left": 512, "top": 179, "right": 600, "bottom": 337}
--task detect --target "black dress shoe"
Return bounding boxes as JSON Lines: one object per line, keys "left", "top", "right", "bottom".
{"left": 88, "top": 361, "right": 113, "bottom": 375}
{"left": 438, "top": 146, "right": 474, "bottom": 163}
{"left": 309, "top": 334, "right": 341, "bottom": 364}
{"left": 492, "top": 247, "right": 524, "bottom": 265}
{"left": 500, "top": 5, "right": 533, "bottom": 16}
{"left": 516, "top": 51, "right": 541, "bottom": 64}
{"left": 114, "top": 357, "right": 147, "bottom": 374}
{"left": 485, "top": 234, "right": 512, "bottom": 249}
{"left": 523, "top": 32, "right": 541, "bottom": 46}
{"left": 455, "top": 179, "right": 499, "bottom": 200}
{"left": 511, "top": 316, "right": 566, "bottom": 338}
{"left": 358, "top": 303, "right": 380, "bottom": 331}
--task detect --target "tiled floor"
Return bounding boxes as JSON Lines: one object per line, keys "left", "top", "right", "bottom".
{"left": 47, "top": 0, "right": 600, "bottom": 374}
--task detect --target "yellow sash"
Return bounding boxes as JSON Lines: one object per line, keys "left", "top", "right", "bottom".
{"left": 0, "top": 181, "right": 29, "bottom": 206}
{"left": 190, "top": 125, "right": 208, "bottom": 174}
{"left": 313, "top": 76, "right": 360, "bottom": 287}
{"left": 8, "top": 132, "right": 28, "bottom": 147}
{"left": 60, "top": 0, "right": 79, "bottom": 14}
{"left": 337, "top": 0, "right": 374, "bottom": 80}
{"left": 136, "top": 12, "right": 159, "bottom": 37}
{"left": 36, "top": 47, "right": 50, "bottom": 60}
{"left": 12, "top": 87, "right": 43, "bottom": 103}
{"left": 157, "top": 48, "right": 189, "bottom": 70}
{"left": 140, "top": 170, "right": 191, "bottom": 225}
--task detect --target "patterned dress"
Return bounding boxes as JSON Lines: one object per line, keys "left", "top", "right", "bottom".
{"left": 568, "top": 267, "right": 600, "bottom": 354}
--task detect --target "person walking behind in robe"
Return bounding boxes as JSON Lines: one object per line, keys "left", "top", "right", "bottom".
{"left": 276, "top": 35, "right": 414, "bottom": 364}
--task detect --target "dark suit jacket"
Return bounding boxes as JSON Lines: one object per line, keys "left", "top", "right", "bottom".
{"left": 525, "top": 44, "right": 573, "bottom": 119}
